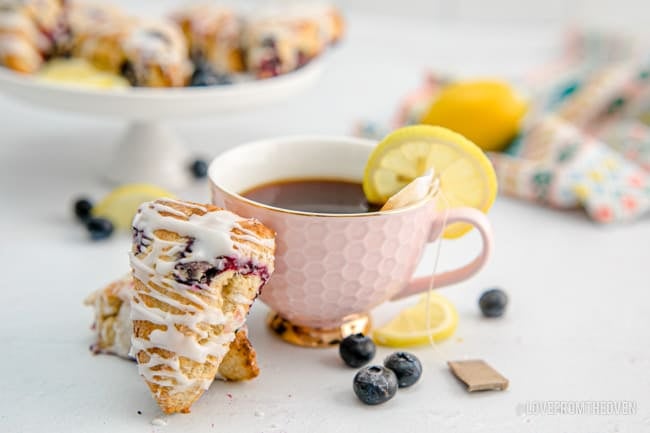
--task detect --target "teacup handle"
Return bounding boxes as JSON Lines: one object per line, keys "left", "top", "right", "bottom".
{"left": 392, "top": 207, "right": 493, "bottom": 301}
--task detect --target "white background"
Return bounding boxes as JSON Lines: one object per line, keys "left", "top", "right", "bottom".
{"left": 1, "top": 1, "right": 650, "bottom": 433}
{"left": 342, "top": 0, "right": 649, "bottom": 28}
{"left": 114, "top": 0, "right": 650, "bottom": 28}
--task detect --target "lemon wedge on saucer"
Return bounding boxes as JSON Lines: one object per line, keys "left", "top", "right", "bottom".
{"left": 92, "top": 184, "right": 175, "bottom": 229}
{"left": 373, "top": 292, "right": 458, "bottom": 348}
{"left": 362, "top": 125, "right": 497, "bottom": 238}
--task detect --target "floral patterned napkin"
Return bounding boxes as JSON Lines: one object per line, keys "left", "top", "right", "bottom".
{"left": 355, "top": 31, "right": 650, "bottom": 223}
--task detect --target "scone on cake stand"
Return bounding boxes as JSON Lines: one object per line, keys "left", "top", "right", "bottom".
{"left": 0, "top": 63, "right": 322, "bottom": 189}
{"left": 0, "top": 0, "right": 338, "bottom": 189}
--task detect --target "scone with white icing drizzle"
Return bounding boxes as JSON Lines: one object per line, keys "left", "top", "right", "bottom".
{"left": 171, "top": 4, "right": 244, "bottom": 75}
{"left": 129, "top": 199, "right": 275, "bottom": 414}
{"left": 84, "top": 275, "right": 261, "bottom": 382}
{"left": 121, "top": 19, "right": 193, "bottom": 87}
{"left": 65, "top": 0, "right": 133, "bottom": 73}
{"left": 0, "top": 0, "right": 65, "bottom": 73}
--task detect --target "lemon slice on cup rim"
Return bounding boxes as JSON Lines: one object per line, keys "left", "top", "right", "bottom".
{"left": 362, "top": 125, "right": 498, "bottom": 238}
{"left": 92, "top": 183, "right": 175, "bottom": 230}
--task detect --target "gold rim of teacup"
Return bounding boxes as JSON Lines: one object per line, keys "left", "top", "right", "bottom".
{"left": 267, "top": 311, "right": 372, "bottom": 347}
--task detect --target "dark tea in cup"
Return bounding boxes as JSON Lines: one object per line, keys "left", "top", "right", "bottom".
{"left": 242, "top": 178, "right": 381, "bottom": 214}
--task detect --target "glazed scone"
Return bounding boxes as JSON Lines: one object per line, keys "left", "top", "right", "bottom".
{"left": 242, "top": 21, "right": 301, "bottom": 78}
{"left": 243, "top": 4, "right": 344, "bottom": 78}
{"left": 216, "top": 326, "right": 260, "bottom": 381}
{"left": 129, "top": 199, "right": 275, "bottom": 414}
{"left": 84, "top": 275, "right": 260, "bottom": 381}
{"left": 85, "top": 275, "right": 133, "bottom": 357}
{"left": 171, "top": 4, "right": 244, "bottom": 74}
{"left": 121, "top": 19, "right": 193, "bottom": 87}
{"left": 0, "top": 0, "right": 65, "bottom": 73}
{"left": 262, "top": 3, "right": 345, "bottom": 46}
{"left": 65, "top": 0, "right": 132, "bottom": 72}
{"left": 314, "top": 4, "right": 345, "bottom": 45}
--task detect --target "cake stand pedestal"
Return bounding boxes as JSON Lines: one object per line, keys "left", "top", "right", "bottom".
{"left": 0, "top": 63, "right": 323, "bottom": 189}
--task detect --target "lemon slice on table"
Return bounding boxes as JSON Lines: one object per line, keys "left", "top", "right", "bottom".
{"left": 373, "top": 292, "right": 458, "bottom": 347}
{"left": 362, "top": 125, "right": 498, "bottom": 238}
{"left": 92, "top": 184, "right": 175, "bottom": 229}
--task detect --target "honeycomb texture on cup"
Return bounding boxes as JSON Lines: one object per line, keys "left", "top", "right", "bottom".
{"left": 212, "top": 186, "right": 440, "bottom": 329}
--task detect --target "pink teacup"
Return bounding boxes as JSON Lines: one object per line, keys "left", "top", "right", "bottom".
{"left": 209, "top": 136, "right": 493, "bottom": 345}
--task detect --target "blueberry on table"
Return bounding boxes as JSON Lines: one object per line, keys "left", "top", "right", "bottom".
{"left": 353, "top": 366, "right": 398, "bottom": 405}
{"left": 86, "top": 217, "right": 114, "bottom": 240}
{"left": 479, "top": 288, "right": 508, "bottom": 318}
{"left": 190, "top": 159, "right": 208, "bottom": 179}
{"left": 384, "top": 352, "right": 422, "bottom": 388}
{"left": 73, "top": 197, "right": 93, "bottom": 222}
{"left": 339, "top": 333, "right": 376, "bottom": 367}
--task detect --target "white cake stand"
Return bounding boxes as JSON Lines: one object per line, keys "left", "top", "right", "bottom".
{"left": 0, "top": 63, "right": 322, "bottom": 189}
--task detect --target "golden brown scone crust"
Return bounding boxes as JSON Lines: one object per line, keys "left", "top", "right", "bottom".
{"left": 130, "top": 199, "right": 274, "bottom": 414}
{"left": 85, "top": 276, "right": 261, "bottom": 383}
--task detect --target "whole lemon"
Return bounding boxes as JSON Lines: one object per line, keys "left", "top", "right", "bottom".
{"left": 420, "top": 80, "right": 528, "bottom": 152}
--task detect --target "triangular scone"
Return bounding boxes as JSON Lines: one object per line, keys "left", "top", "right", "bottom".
{"left": 129, "top": 199, "right": 275, "bottom": 414}
{"left": 84, "top": 276, "right": 260, "bottom": 381}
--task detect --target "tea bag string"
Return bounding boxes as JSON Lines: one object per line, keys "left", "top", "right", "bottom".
{"left": 424, "top": 187, "right": 451, "bottom": 363}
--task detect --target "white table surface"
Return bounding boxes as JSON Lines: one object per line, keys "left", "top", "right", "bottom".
{"left": 1, "top": 12, "right": 650, "bottom": 433}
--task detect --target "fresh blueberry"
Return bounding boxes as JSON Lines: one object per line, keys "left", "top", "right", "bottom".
{"left": 190, "top": 61, "right": 232, "bottom": 86}
{"left": 383, "top": 352, "right": 422, "bottom": 388}
{"left": 339, "top": 333, "right": 376, "bottom": 367}
{"left": 353, "top": 365, "right": 398, "bottom": 405}
{"left": 86, "top": 217, "right": 114, "bottom": 240}
{"left": 479, "top": 288, "right": 508, "bottom": 318}
{"left": 73, "top": 198, "right": 93, "bottom": 222}
{"left": 190, "top": 159, "right": 208, "bottom": 179}
{"left": 173, "top": 260, "right": 218, "bottom": 286}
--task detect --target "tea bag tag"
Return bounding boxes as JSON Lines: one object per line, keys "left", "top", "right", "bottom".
{"left": 447, "top": 359, "right": 509, "bottom": 392}
{"left": 380, "top": 170, "right": 437, "bottom": 211}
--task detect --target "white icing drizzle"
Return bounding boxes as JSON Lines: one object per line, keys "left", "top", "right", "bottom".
{"left": 176, "top": 4, "right": 238, "bottom": 39}
{"left": 66, "top": 1, "right": 126, "bottom": 34}
{"left": 122, "top": 19, "right": 192, "bottom": 85}
{"left": 172, "top": 4, "right": 241, "bottom": 72}
{"left": 0, "top": 9, "right": 45, "bottom": 55}
{"left": 251, "top": 2, "right": 339, "bottom": 44}
{"left": 0, "top": 34, "right": 41, "bottom": 69}
{"left": 0, "top": 10, "right": 34, "bottom": 32}
{"left": 129, "top": 199, "right": 273, "bottom": 394}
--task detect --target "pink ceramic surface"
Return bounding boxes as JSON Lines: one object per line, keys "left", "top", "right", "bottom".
{"left": 209, "top": 136, "right": 493, "bottom": 329}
